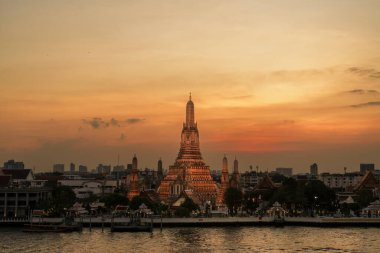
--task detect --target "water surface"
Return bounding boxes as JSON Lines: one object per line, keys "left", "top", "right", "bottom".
{"left": 0, "top": 226, "right": 378, "bottom": 252}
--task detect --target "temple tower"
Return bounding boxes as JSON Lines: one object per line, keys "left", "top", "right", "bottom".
{"left": 157, "top": 158, "right": 163, "bottom": 186}
{"left": 217, "top": 155, "right": 230, "bottom": 205}
{"left": 158, "top": 95, "right": 218, "bottom": 204}
{"left": 127, "top": 155, "right": 139, "bottom": 200}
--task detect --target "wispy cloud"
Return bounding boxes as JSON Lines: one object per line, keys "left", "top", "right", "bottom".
{"left": 346, "top": 89, "right": 379, "bottom": 95}
{"left": 350, "top": 101, "right": 380, "bottom": 108}
{"left": 82, "top": 118, "right": 109, "bottom": 129}
{"left": 82, "top": 117, "right": 145, "bottom": 129}
{"left": 347, "top": 67, "right": 380, "bottom": 79}
{"left": 126, "top": 118, "right": 145, "bottom": 124}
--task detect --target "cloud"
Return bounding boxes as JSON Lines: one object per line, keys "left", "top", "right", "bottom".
{"left": 350, "top": 101, "right": 380, "bottom": 108}
{"left": 346, "top": 89, "right": 379, "bottom": 94}
{"left": 126, "top": 118, "right": 145, "bottom": 124}
{"left": 347, "top": 67, "right": 380, "bottom": 79}
{"left": 110, "top": 118, "right": 120, "bottom": 127}
{"left": 82, "top": 118, "right": 109, "bottom": 129}
{"left": 82, "top": 117, "right": 145, "bottom": 129}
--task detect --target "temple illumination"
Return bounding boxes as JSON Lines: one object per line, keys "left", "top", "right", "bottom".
{"left": 158, "top": 95, "right": 218, "bottom": 204}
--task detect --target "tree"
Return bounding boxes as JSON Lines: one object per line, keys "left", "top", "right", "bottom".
{"left": 243, "top": 192, "right": 257, "bottom": 215}
{"left": 181, "top": 197, "right": 200, "bottom": 213}
{"left": 130, "top": 196, "right": 143, "bottom": 210}
{"left": 175, "top": 206, "right": 190, "bottom": 217}
{"left": 304, "top": 180, "right": 336, "bottom": 214}
{"left": 355, "top": 189, "right": 376, "bottom": 208}
{"left": 40, "top": 186, "right": 76, "bottom": 216}
{"left": 224, "top": 187, "right": 243, "bottom": 216}
{"left": 100, "top": 193, "right": 129, "bottom": 209}
{"left": 174, "top": 198, "right": 200, "bottom": 217}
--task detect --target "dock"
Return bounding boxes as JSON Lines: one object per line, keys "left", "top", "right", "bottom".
{"left": 2, "top": 216, "right": 380, "bottom": 228}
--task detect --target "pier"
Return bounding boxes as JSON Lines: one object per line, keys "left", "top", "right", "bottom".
{"left": 2, "top": 216, "right": 380, "bottom": 228}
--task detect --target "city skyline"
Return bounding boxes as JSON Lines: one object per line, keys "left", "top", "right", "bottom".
{"left": 1, "top": 1, "right": 380, "bottom": 173}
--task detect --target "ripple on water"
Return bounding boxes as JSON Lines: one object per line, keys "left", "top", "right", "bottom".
{"left": 0, "top": 227, "right": 380, "bottom": 253}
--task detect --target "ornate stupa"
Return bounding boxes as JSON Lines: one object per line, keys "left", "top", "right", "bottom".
{"left": 127, "top": 155, "right": 140, "bottom": 200}
{"left": 158, "top": 94, "right": 218, "bottom": 204}
{"left": 230, "top": 157, "right": 240, "bottom": 189}
{"left": 217, "top": 155, "right": 230, "bottom": 205}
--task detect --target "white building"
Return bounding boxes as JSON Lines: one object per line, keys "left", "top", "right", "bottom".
{"left": 57, "top": 179, "right": 118, "bottom": 199}
{"left": 320, "top": 173, "right": 362, "bottom": 189}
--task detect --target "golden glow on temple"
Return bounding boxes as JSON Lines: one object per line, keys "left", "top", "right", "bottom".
{"left": 158, "top": 95, "right": 218, "bottom": 204}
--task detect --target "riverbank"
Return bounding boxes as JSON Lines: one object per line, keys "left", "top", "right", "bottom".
{"left": 2, "top": 216, "right": 380, "bottom": 228}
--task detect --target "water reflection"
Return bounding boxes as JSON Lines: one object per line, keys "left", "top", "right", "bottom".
{"left": 0, "top": 227, "right": 380, "bottom": 253}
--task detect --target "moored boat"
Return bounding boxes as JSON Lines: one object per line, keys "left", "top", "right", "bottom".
{"left": 23, "top": 223, "right": 83, "bottom": 233}
{"left": 23, "top": 216, "right": 82, "bottom": 233}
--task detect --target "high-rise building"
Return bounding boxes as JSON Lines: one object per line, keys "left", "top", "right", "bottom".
{"left": 310, "top": 163, "right": 318, "bottom": 176}
{"left": 360, "top": 164, "right": 375, "bottom": 174}
{"left": 70, "top": 162, "right": 75, "bottom": 174}
{"left": 157, "top": 95, "right": 218, "bottom": 204}
{"left": 113, "top": 165, "right": 125, "bottom": 172}
{"left": 78, "top": 165, "right": 88, "bottom": 174}
{"left": 127, "top": 155, "right": 139, "bottom": 200}
{"left": 3, "top": 160, "right": 25, "bottom": 169}
{"left": 53, "top": 164, "right": 64, "bottom": 174}
{"left": 97, "top": 164, "right": 111, "bottom": 174}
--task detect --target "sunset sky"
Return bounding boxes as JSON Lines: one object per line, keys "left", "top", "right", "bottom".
{"left": 1, "top": 0, "right": 380, "bottom": 173}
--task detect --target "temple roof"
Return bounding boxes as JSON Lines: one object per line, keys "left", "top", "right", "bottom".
{"left": 354, "top": 170, "right": 379, "bottom": 192}
{"left": 2, "top": 169, "right": 33, "bottom": 180}
{"left": 254, "top": 174, "right": 276, "bottom": 191}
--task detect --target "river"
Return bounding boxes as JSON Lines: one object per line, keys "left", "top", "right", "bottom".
{"left": 0, "top": 226, "right": 379, "bottom": 252}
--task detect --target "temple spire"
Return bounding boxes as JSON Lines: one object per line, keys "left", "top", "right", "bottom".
{"left": 186, "top": 94, "right": 195, "bottom": 127}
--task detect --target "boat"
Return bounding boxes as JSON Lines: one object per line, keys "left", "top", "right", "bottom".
{"left": 23, "top": 217, "right": 82, "bottom": 233}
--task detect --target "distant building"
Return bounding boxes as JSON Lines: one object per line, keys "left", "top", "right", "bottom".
{"left": 320, "top": 172, "right": 362, "bottom": 190}
{"left": 53, "top": 164, "right": 64, "bottom": 174}
{"left": 113, "top": 165, "right": 125, "bottom": 172}
{"left": 240, "top": 171, "right": 262, "bottom": 190}
{"left": 310, "top": 163, "right": 318, "bottom": 177}
{"left": 97, "top": 164, "right": 111, "bottom": 174}
{"left": 275, "top": 168, "right": 293, "bottom": 177}
{"left": 360, "top": 164, "right": 375, "bottom": 174}
{"left": 3, "top": 160, "right": 24, "bottom": 170}
{"left": 78, "top": 165, "right": 88, "bottom": 174}
{"left": 70, "top": 163, "right": 75, "bottom": 174}
{"left": 58, "top": 178, "right": 117, "bottom": 199}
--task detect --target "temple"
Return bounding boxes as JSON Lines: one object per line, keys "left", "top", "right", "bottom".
{"left": 158, "top": 95, "right": 218, "bottom": 204}
{"left": 216, "top": 155, "right": 230, "bottom": 205}
{"left": 127, "top": 155, "right": 140, "bottom": 200}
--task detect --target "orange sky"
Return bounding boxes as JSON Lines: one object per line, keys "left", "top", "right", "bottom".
{"left": 1, "top": 0, "right": 380, "bottom": 173}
